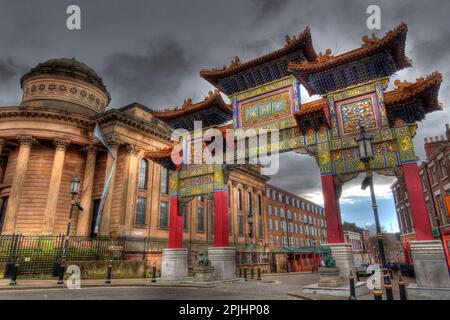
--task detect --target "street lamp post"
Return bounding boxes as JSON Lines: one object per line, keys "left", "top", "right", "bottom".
{"left": 57, "top": 175, "right": 83, "bottom": 281}
{"left": 357, "top": 126, "right": 387, "bottom": 269}
{"left": 357, "top": 126, "right": 393, "bottom": 299}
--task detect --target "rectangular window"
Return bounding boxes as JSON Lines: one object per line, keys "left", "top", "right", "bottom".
{"left": 274, "top": 207, "right": 278, "bottom": 217}
{"left": 275, "top": 220, "right": 279, "bottom": 231}
{"left": 420, "top": 174, "right": 427, "bottom": 192}
{"left": 160, "top": 167, "right": 169, "bottom": 194}
{"left": 268, "top": 205, "right": 272, "bottom": 215}
{"left": 258, "top": 220, "right": 263, "bottom": 239}
{"left": 269, "top": 235, "right": 273, "bottom": 244}
{"left": 281, "top": 221, "right": 286, "bottom": 231}
{"left": 159, "top": 200, "right": 169, "bottom": 228}
{"left": 280, "top": 208, "right": 285, "bottom": 218}
{"left": 268, "top": 219, "right": 272, "bottom": 230}
{"left": 197, "top": 208, "right": 205, "bottom": 232}
{"left": 431, "top": 165, "right": 438, "bottom": 185}
{"left": 135, "top": 197, "right": 147, "bottom": 225}
{"left": 276, "top": 236, "right": 280, "bottom": 246}
{"left": 439, "top": 158, "right": 448, "bottom": 179}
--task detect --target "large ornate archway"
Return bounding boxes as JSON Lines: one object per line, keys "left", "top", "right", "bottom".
{"left": 147, "top": 22, "right": 444, "bottom": 282}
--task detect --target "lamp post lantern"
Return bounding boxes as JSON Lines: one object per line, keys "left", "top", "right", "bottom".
{"left": 66, "top": 175, "right": 82, "bottom": 237}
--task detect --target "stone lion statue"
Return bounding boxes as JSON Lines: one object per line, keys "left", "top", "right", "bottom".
{"left": 196, "top": 250, "right": 212, "bottom": 267}
{"left": 321, "top": 246, "right": 336, "bottom": 267}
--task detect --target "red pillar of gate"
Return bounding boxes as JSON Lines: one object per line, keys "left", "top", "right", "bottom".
{"left": 402, "top": 162, "right": 433, "bottom": 240}
{"left": 214, "top": 189, "right": 229, "bottom": 247}
{"left": 321, "top": 174, "right": 344, "bottom": 243}
{"left": 168, "top": 196, "right": 183, "bottom": 248}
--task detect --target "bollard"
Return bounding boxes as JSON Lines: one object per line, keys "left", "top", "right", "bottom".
{"left": 239, "top": 268, "right": 242, "bottom": 278}
{"left": 257, "top": 268, "right": 261, "bottom": 281}
{"left": 398, "top": 273, "right": 407, "bottom": 300}
{"left": 373, "top": 289, "right": 383, "bottom": 300}
{"left": 251, "top": 268, "right": 254, "bottom": 280}
{"left": 9, "top": 264, "right": 19, "bottom": 286}
{"left": 105, "top": 261, "right": 113, "bottom": 284}
{"left": 151, "top": 264, "right": 157, "bottom": 283}
{"left": 57, "top": 263, "right": 65, "bottom": 285}
{"left": 349, "top": 271, "right": 357, "bottom": 300}
{"left": 383, "top": 269, "right": 394, "bottom": 300}
{"left": 244, "top": 268, "right": 247, "bottom": 282}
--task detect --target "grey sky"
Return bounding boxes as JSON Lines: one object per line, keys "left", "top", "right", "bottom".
{"left": 1, "top": 0, "right": 449, "bottom": 229}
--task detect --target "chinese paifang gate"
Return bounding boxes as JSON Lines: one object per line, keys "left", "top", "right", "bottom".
{"left": 145, "top": 22, "right": 446, "bottom": 283}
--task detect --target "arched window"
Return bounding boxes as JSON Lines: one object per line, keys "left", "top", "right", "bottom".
{"left": 257, "top": 194, "right": 262, "bottom": 215}
{"left": 247, "top": 192, "right": 252, "bottom": 213}
{"left": 138, "top": 159, "right": 148, "bottom": 189}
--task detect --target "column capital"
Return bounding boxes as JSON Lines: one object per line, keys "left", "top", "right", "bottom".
{"left": 107, "top": 136, "right": 121, "bottom": 149}
{"left": 16, "top": 135, "right": 36, "bottom": 147}
{"left": 53, "top": 138, "right": 71, "bottom": 151}
{"left": 83, "top": 144, "right": 98, "bottom": 155}
{"left": 124, "top": 143, "right": 141, "bottom": 155}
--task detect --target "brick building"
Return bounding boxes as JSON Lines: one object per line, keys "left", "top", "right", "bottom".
{"left": 342, "top": 222, "right": 375, "bottom": 265}
{"left": 391, "top": 123, "right": 450, "bottom": 267}
{"left": 265, "top": 184, "right": 327, "bottom": 272}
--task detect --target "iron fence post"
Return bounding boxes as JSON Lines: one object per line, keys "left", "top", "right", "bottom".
{"left": 244, "top": 268, "right": 247, "bottom": 281}
{"left": 257, "top": 268, "right": 261, "bottom": 281}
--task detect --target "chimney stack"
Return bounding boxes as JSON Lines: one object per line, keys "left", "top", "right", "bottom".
{"left": 424, "top": 124, "right": 449, "bottom": 159}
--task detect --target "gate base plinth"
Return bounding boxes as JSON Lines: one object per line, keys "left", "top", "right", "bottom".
{"left": 208, "top": 247, "right": 236, "bottom": 281}
{"left": 302, "top": 281, "right": 369, "bottom": 297}
{"left": 161, "top": 248, "right": 188, "bottom": 281}
{"left": 302, "top": 243, "right": 364, "bottom": 298}
{"left": 407, "top": 240, "right": 450, "bottom": 300}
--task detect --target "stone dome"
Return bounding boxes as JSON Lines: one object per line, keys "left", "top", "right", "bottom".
{"left": 20, "top": 58, "right": 111, "bottom": 116}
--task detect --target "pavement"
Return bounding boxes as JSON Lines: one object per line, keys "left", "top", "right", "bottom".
{"left": 0, "top": 272, "right": 415, "bottom": 300}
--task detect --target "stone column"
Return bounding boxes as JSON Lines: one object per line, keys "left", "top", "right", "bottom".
{"left": 76, "top": 145, "right": 97, "bottom": 236}
{"left": 122, "top": 144, "right": 140, "bottom": 235}
{"left": 99, "top": 139, "right": 119, "bottom": 236}
{"left": 2, "top": 135, "right": 35, "bottom": 234}
{"left": 321, "top": 174, "right": 344, "bottom": 243}
{"left": 42, "top": 138, "right": 70, "bottom": 234}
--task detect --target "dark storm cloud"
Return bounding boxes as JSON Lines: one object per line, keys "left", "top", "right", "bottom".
{"left": 0, "top": 0, "right": 449, "bottom": 218}
{"left": 102, "top": 39, "right": 193, "bottom": 107}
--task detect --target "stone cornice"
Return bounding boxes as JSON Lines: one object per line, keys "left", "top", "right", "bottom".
{"left": 94, "top": 109, "right": 172, "bottom": 141}
{"left": 0, "top": 106, "right": 94, "bottom": 129}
